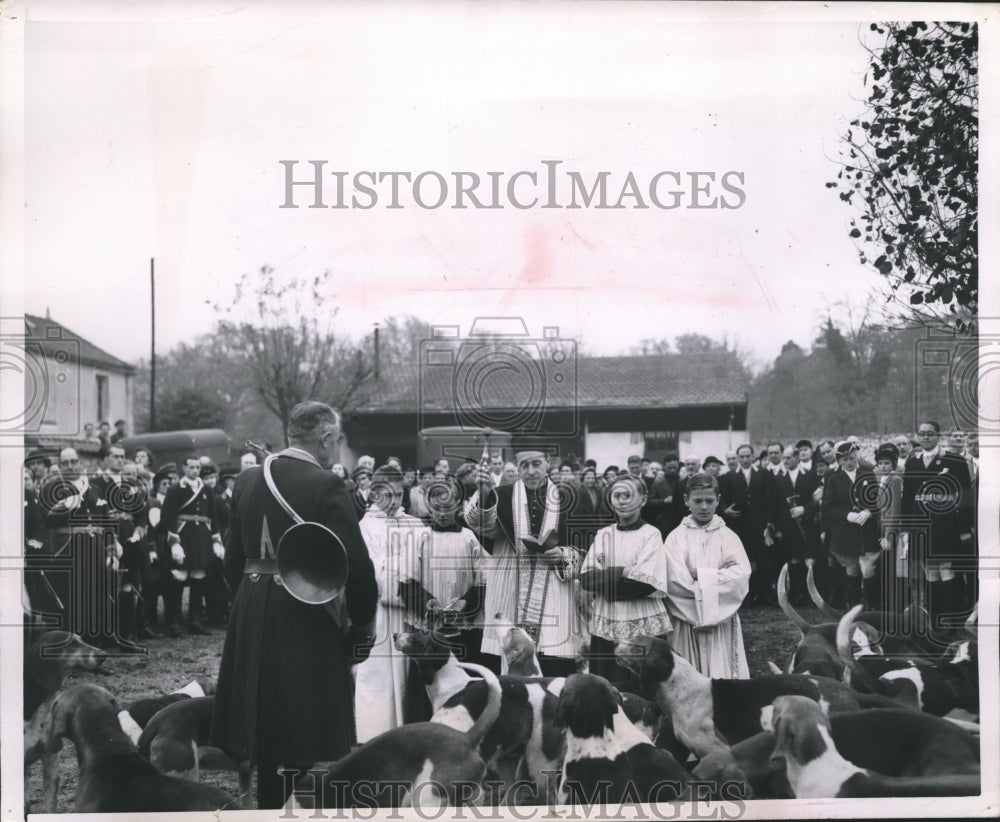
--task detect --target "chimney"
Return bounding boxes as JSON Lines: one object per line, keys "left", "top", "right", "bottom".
{"left": 373, "top": 322, "right": 380, "bottom": 380}
{"left": 46, "top": 307, "right": 51, "bottom": 320}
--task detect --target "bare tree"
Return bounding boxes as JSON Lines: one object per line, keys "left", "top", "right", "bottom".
{"left": 214, "top": 266, "right": 375, "bottom": 443}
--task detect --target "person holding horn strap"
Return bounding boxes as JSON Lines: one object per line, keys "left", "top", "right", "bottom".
{"left": 210, "top": 402, "right": 378, "bottom": 810}
{"left": 466, "top": 441, "right": 589, "bottom": 677}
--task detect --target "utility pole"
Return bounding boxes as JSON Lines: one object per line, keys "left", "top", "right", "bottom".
{"left": 150, "top": 258, "right": 156, "bottom": 432}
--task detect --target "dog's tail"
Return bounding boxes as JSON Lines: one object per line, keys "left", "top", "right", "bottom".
{"left": 835, "top": 604, "right": 884, "bottom": 693}
{"left": 456, "top": 662, "right": 502, "bottom": 748}
{"left": 777, "top": 564, "right": 810, "bottom": 635}
{"left": 805, "top": 563, "right": 842, "bottom": 621}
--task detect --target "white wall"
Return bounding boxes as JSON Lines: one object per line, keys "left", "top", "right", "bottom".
{"left": 679, "top": 429, "right": 747, "bottom": 463}
{"left": 584, "top": 431, "right": 642, "bottom": 471}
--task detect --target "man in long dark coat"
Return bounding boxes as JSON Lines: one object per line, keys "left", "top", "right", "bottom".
{"left": 210, "top": 401, "right": 378, "bottom": 809}
{"left": 822, "top": 441, "right": 882, "bottom": 609}
{"left": 902, "top": 420, "right": 975, "bottom": 631}
{"left": 767, "top": 445, "right": 821, "bottom": 606}
{"left": 719, "top": 444, "right": 772, "bottom": 604}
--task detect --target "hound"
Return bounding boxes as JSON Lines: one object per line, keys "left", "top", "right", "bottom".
{"left": 37, "top": 683, "right": 238, "bottom": 812}
{"left": 394, "top": 627, "right": 565, "bottom": 801}
{"left": 762, "top": 695, "right": 980, "bottom": 798}
{"left": 137, "top": 695, "right": 253, "bottom": 808}
{"left": 287, "top": 662, "right": 502, "bottom": 810}
{"left": 615, "top": 636, "right": 902, "bottom": 760}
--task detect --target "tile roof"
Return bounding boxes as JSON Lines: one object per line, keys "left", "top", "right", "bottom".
{"left": 24, "top": 314, "right": 136, "bottom": 374}
{"left": 362, "top": 350, "right": 747, "bottom": 413}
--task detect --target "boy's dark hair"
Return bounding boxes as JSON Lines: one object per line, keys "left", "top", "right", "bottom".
{"left": 604, "top": 464, "right": 620, "bottom": 476}
{"left": 372, "top": 465, "right": 404, "bottom": 485}
{"left": 183, "top": 453, "right": 200, "bottom": 465}
{"left": 663, "top": 453, "right": 680, "bottom": 463}
{"left": 920, "top": 420, "right": 941, "bottom": 433}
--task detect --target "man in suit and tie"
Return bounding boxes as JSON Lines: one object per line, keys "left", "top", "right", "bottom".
{"left": 768, "top": 445, "right": 821, "bottom": 606}
{"left": 902, "top": 421, "right": 975, "bottom": 632}
{"left": 822, "top": 440, "right": 882, "bottom": 609}
{"left": 720, "top": 443, "right": 773, "bottom": 605}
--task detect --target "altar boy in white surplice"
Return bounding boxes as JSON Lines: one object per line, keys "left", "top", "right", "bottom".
{"left": 354, "top": 465, "right": 426, "bottom": 742}
{"left": 465, "top": 448, "right": 589, "bottom": 677}
{"left": 664, "top": 471, "right": 751, "bottom": 679}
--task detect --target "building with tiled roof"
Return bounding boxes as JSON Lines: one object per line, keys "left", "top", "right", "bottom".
{"left": 20, "top": 314, "right": 135, "bottom": 454}
{"left": 343, "top": 343, "right": 748, "bottom": 470}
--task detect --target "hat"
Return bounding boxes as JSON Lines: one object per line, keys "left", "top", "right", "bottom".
{"left": 812, "top": 448, "right": 828, "bottom": 466}
{"left": 875, "top": 443, "right": 899, "bottom": 464}
{"left": 200, "top": 462, "right": 218, "bottom": 477}
{"left": 702, "top": 455, "right": 723, "bottom": 468}
{"left": 352, "top": 465, "right": 372, "bottom": 481}
{"left": 795, "top": 439, "right": 813, "bottom": 450}
{"left": 835, "top": 440, "right": 860, "bottom": 459}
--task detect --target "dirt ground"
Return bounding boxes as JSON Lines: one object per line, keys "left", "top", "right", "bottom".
{"left": 23, "top": 602, "right": 812, "bottom": 813}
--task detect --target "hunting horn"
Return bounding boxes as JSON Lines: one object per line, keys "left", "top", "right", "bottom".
{"left": 245, "top": 440, "right": 349, "bottom": 605}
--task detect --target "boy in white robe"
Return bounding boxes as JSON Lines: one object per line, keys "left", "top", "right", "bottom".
{"left": 664, "top": 472, "right": 751, "bottom": 679}
{"left": 580, "top": 476, "right": 671, "bottom": 685}
{"left": 354, "top": 465, "right": 427, "bottom": 742}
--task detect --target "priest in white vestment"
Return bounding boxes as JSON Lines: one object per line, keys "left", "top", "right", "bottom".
{"left": 465, "top": 448, "right": 588, "bottom": 677}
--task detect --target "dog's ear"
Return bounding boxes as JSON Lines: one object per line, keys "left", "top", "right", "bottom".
{"left": 47, "top": 690, "right": 73, "bottom": 747}
{"left": 555, "top": 687, "right": 575, "bottom": 729}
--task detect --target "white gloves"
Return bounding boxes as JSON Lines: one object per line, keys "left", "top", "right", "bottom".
{"left": 213, "top": 541, "right": 225, "bottom": 560}
{"left": 171, "top": 544, "right": 186, "bottom": 564}
{"left": 846, "top": 510, "right": 872, "bottom": 526}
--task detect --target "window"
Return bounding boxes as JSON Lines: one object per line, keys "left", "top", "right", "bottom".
{"left": 96, "top": 374, "right": 109, "bottom": 422}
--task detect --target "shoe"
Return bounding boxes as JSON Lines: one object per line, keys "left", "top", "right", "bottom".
{"left": 137, "top": 626, "right": 163, "bottom": 640}
{"left": 187, "top": 621, "right": 211, "bottom": 636}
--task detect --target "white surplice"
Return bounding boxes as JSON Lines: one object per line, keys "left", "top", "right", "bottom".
{"left": 664, "top": 514, "right": 751, "bottom": 679}
{"left": 353, "top": 508, "right": 427, "bottom": 742}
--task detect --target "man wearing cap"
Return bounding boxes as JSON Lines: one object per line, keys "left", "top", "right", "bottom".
{"left": 902, "top": 421, "right": 975, "bottom": 630}
{"left": 796, "top": 440, "right": 813, "bottom": 473}
{"left": 211, "top": 401, "right": 378, "bottom": 809}
{"left": 821, "top": 440, "right": 882, "bottom": 609}
{"left": 467, "top": 447, "right": 586, "bottom": 676}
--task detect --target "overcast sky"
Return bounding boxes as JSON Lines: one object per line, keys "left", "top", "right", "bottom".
{"left": 14, "top": 2, "right": 969, "bottom": 371}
